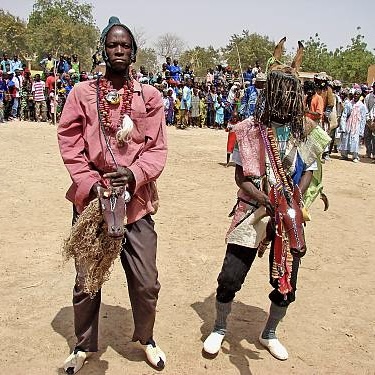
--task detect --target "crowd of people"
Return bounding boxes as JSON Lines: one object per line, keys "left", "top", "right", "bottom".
{"left": 303, "top": 73, "right": 374, "bottom": 164}
{"left": 138, "top": 59, "right": 375, "bottom": 165}
{"left": 1, "top": 50, "right": 374, "bottom": 164}
{"left": 0, "top": 53, "right": 89, "bottom": 123}
{"left": 131, "top": 58, "right": 263, "bottom": 130}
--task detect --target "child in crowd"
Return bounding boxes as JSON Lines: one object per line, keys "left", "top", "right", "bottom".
{"left": 166, "top": 89, "right": 175, "bottom": 125}
{"left": 162, "top": 90, "right": 170, "bottom": 125}
{"left": 0, "top": 71, "right": 6, "bottom": 123}
{"left": 191, "top": 87, "right": 200, "bottom": 127}
{"left": 225, "top": 111, "right": 239, "bottom": 166}
{"left": 49, "top": 91, "right": 56, "bottom": 124}
{"left": 174, "top": 93, "right": 182, "bottom": 127}
{"left": 214, "top": 96, "right": 225, "bottom": 129}
{"left": 199, "top": 92, "right": 207, "bottom": 128}
{"left": 56, "top": 80, "right": 67, "bottom": 120}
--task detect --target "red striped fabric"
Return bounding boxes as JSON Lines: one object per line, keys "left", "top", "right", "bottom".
{"left": 32, "top": 81, "right": 46, "bottom": 101}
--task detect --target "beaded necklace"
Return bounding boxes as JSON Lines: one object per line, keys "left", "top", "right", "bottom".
{"left": 258, "top": 123, "right": 291, "bottom": 193}
{"left": 97, "top": 77, "right": 134, "bottom": 135}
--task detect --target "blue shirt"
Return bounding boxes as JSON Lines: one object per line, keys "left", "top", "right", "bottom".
{"left": 243, "top": 71, "right": 254, "bottom": 83}
{"left": 0, "top": 80, "right": 7, "bottom": 100}
{"left": 57, "top": 60, "right": 69, "bottom": 74}
{"left": 0, "top": 60, "right": 11, "bottom": 72}
{"left": 10, "top": 60, "right": 23, "bottom": 73}
{"left": 169, "top": 65, "right": 182, "bottom": 82}
{"left": 240, "top": 86, "right": 258, "bottom": 117}
{"left": 180, "top": 86, "right": 191, "bottom": 110}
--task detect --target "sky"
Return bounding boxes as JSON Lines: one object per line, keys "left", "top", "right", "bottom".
{"left": 1, "top": 0, "right": 375, "bottom": 53}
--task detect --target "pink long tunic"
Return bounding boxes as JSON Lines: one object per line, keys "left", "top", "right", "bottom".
{"left": 57, "top": 79, "right": 167, "bottom": 224}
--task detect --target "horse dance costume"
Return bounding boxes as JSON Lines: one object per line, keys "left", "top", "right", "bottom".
{"left": 203, "top": 38, "right": 331, "bottom": 361}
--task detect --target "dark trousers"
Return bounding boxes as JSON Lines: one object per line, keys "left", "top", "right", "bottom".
{"left": 207, "top": 106, "right": 215, "bottom": 127}
{"left": 364, "top": 125, "right": 375, "bottom": 157}
{"left": 72, "top": 208, "right": 160, "bottom": 351}
{"left": 216, "top": 243, "right": 300, "bottom": 307}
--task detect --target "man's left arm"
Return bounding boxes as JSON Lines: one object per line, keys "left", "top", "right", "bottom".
{"left": 298, "top": 171, "right": 313, "bottom": 195}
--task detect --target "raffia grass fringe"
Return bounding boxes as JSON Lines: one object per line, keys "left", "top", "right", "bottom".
{"left": 63, "top": 198, "right": 123, "bottom": 297}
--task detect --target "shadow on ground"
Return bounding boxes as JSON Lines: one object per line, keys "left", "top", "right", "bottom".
{"left": 192, "top": 293, "right": 268, "bottom": 375}
{"left": 52, "top": 303, "right": 143, "bottom": 375}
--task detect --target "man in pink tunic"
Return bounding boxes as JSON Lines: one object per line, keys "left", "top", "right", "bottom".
{"left": 57, "top": 16, "right": 167, "bottom": 374}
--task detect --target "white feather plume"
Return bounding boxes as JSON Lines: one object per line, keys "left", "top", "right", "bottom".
{"left": 116, "top": 114, "right": 134, "bottom": 143}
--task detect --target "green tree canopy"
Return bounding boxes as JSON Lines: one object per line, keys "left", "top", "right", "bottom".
{"left": 222, "top": 30, "right": 275, "bottom": 72}
{"left": 27, "top": 0, "right": 99, "bottom": 70}
{"left": 179, "top": 46, "right": 220, "bottom": 78}
{"left": 334, "top": 29, "right": 375, "bottom": 83}
{"left": 134, "top": 47, "right": 158, "bottom": 74}
{"left": 0, "top": 10, "right": 29, "bottom": 59}
{"left": 300, "top": 33, "right": 332, "bottom": 73}
{"left": 301, "top": 29, "right": 375, "bottom": 84}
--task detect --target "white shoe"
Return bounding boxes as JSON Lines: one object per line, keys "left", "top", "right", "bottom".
{"left": 63, "top": 350, "right": 92, "bottom": 374}
{"left": 259, "top": 334, "right": 288, "bottom": 360}
{"left": 144, "top": 341, "right": 166, "bottom": 369}
{"left": 203, "top": 331, "right": 225, "bottom": 355}
{"left": 353, "top": 158, "right": 359, "bottom": 163}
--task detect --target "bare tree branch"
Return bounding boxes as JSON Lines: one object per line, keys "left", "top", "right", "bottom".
{"left": 154, "top": 33, "right": 185, "bottom": 59}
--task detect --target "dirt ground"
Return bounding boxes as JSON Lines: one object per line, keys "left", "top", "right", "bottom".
{"left": 0, "top": 121, "right": 374, "bottom": 375}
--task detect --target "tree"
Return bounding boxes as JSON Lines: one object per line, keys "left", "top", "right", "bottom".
{"left": 179, "top": 46, "right": 220, "bottom": 78}
{"left": 0, "top": 10, "right": 30, "bottom": 59}
{"left": 27, "top": 0, "right": 99, "bottom": 70}
{"left": 132, "top": 27, "right": 147, "bottom": 50}
{"left": 154, "top": 33, "right": 185, "bottom": 60}
{"left": 222, "top": 30, "right": 275, "bottom": 72}
{"left": 134, "top": 47, "right": 158, "bottom": 74}
{"left": 334, "top": 28, "right": 375, "bottom": 83}
{"left": 301, "top": 28, "right": 375, "bottom": 84}
{"left": 131, "top": 27, "right": 158, "bottom": 73}
{"left": 300, "top": 33, "right": 332, "bottom": 73}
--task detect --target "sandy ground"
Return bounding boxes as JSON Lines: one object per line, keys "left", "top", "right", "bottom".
{"left": 0, "top": 121, "right": 374, "bottom": 375}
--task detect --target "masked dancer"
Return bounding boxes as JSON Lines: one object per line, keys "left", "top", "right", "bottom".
{"left": 203, "top": 38, "right": 329, "bottom": 361}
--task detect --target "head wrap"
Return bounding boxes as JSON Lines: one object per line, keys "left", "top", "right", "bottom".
{"left": 341, "top": 88, "right": 349, "bottom": 95}
{"left": 349, "top": 87, "right": 361, "bottom": 95}
{"left": 332, "top": 80, "right": 342, "bottom": 87}
{"left": 100, "top": 16, "right": 137, "bottom": 63}
{"left": 314, "top": 72, "right": 329, "bottom": 81}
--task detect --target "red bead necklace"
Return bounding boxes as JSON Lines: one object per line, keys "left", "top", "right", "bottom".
{"left": 98, "top": 77, "right": 134, "bottom": 134}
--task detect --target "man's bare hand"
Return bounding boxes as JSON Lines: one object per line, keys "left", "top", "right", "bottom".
{"left": 103, "top": 167, "right": 134, "bottom": 188}
{"left": 259, "top": 194, "right": 274, "bottom": 217}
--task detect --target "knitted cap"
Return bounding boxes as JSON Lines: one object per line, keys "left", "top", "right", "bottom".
{"left": 100, "top": 16, "right": 137, "bottom": 57}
